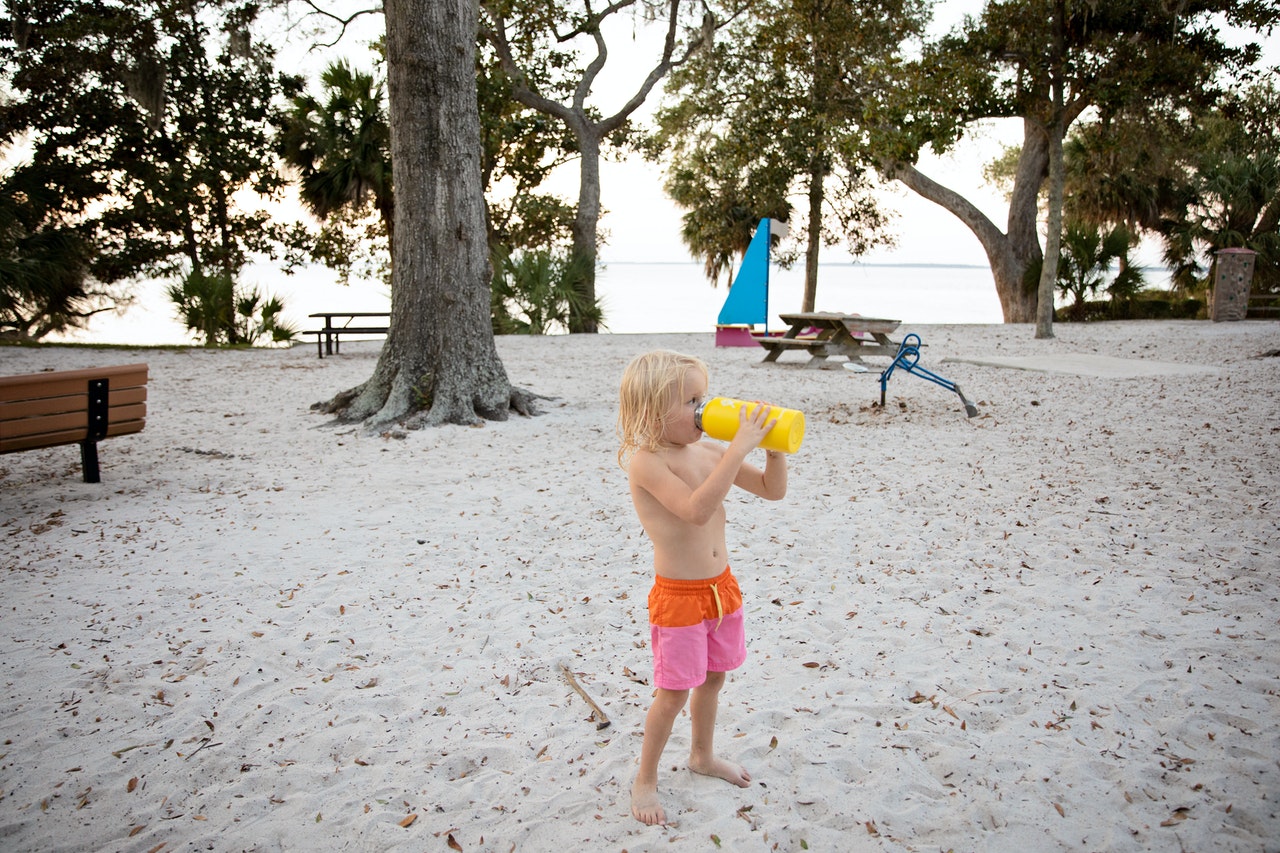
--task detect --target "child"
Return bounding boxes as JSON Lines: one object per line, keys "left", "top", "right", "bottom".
{"left": 617, "top": 350, "right": 788, "bottom": 826}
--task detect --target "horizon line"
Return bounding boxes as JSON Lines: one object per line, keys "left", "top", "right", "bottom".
{"left": 601, "top": 260, "right": 1177, "bottom": 272}
{"left": 603, "top": 260, "right": 989, "bottom": 268}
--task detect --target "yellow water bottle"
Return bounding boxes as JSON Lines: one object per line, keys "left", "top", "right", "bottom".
{"left": 695, "top": 397, "right": 806, "bottom": 454}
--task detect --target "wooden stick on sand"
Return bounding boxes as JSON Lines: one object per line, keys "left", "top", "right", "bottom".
{"left": 559, "top": 663, "right": 611, "bottom": 730}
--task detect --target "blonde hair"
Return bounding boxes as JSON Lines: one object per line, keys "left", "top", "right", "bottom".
{"left": 617, "top": 350, "right": 708, "bottom": 468}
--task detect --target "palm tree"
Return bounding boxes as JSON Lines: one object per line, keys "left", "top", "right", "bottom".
{"left": 664, "top": 141, "right": 792, "bottom": 287}
{"left": 1063, "top": 119, "right": 1175, "bottom": 238}
{"left": 489, "top": 247, "right": 599, "bottom": 334}
{"left": 1056, "top": 222, "right": 1144, "bottom": 321}
{"left": 278, "top": 61, "right": 395, "bottom": 253}
{"left": 1165, "top": 149, "right": 1280, "bottom": 292}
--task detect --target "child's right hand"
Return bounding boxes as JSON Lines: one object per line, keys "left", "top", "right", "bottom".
{"left": 730, "top": 401, "right": 778, "bottom": 452}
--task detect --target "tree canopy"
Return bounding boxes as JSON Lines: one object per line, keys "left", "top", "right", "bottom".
{"left": 652, "top": 0, "right": 929, "bottom": 311}
{"left": 875, "top": 0, "right": 1279, "bottom": 327}
{"left": 480, "top": 0, "right": 711, "bottom": 332}
{"left": 0, "top": 0, "right": 300, "bottom": 339}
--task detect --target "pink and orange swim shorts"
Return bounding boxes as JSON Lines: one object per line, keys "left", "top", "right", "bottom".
{"left": 647, "top": 565, "right": 747, "bottom": 690}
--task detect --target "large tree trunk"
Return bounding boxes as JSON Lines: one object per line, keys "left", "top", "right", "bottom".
{"left": 885, "top": 119, "right": 1049, "bottom": 323}
{"left": 802, "top": 160, "right": 824, "bottom": 312}
{"left": 1035, "top": 13, "right": 1066, "bottom": 340}
{"left": 1036, "top": 118, "right": 1065, "bottom": 339}
{"left": 315, "top": 0, "right": 533, "bottom": 428}
{"left": 570, "top": 130, "right": 602, "bottom": 333}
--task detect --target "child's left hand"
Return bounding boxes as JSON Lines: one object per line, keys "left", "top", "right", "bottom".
{"left": 731, "top": 401, "right": 778, "bottom": 451}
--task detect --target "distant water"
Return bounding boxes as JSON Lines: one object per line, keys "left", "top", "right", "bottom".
{"left": 51, "top": 261, "right": 1007, "bottom": 346}
{"left": 598, "top": 261, "right": 1005, "bottom": 333}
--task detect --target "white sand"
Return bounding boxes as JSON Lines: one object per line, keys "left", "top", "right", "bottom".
{"left": 1, "top": 321, "right": 1278, "bottom": 852}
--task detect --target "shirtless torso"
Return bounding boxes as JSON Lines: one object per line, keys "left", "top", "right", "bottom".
{"left": 629, "top": 440, "right": 734, "bottom": 580}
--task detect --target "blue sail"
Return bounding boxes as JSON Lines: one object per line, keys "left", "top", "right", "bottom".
{"left": 716, "top": 219, "right": 776, "bottom": 326}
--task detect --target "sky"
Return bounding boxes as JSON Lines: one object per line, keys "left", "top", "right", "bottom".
{"left": 278, "top": 0, "right": 1013, "bottom": 269}
{"left": 555, "top": 0, "right": 1011, "bottom": 267}
{"left": 278, "top": 1, "right": 1277, "bottom": 272}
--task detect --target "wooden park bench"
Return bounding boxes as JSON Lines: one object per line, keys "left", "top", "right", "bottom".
{"left": 0, "top": 363, "right": 148, "bottom": 483}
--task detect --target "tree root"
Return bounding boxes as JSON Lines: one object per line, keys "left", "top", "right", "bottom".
{"left": 510, "top": 386, "right": 554, "bottom": 417}
{"left": 310, "top": 384, "right": 364, "bottom": 417}
{"left": 311, "top": 382, "right": 553, "bottom": 427}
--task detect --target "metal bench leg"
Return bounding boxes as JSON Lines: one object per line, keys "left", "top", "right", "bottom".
{"left": 80, "top": 440, "right": 101, "bottom": 483}
{"left": 82, "top": 377, "right": 109, "bottom": 482}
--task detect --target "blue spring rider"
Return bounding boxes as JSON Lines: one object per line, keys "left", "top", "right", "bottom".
{"left": 879, "top": 333, "right": 979, "bottom": 418}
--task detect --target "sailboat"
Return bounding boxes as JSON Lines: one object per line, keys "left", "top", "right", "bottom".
{"left": 714, "top": 218, "right": 791, "bottom": 347}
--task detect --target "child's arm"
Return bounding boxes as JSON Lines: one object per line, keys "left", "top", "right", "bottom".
{"left": 734, "top": 449, "right": 788, "bottom": 501}
{"left": 631, "top": 406, "right": 775, "bottom": 526}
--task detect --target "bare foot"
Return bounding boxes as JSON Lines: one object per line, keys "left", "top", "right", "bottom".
{"left": 631, "top": 778, "right": 667, "bottom": 825}
{"left": 689, "top": 755, "right": 752, "bottom": 788}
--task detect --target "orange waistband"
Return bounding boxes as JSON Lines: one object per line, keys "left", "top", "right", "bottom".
{"left": 649, "top": 566, "right": 740, "bottom": 629}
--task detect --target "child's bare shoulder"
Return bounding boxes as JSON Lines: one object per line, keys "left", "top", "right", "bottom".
{"left": 627, "top": 447, "right": 666, "bottom": 480}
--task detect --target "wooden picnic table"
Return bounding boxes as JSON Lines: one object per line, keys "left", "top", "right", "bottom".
{"left": 757, "top": 312, "right": 902, "bottom": 369}
{"left": 306, "top": 311, "right": 391, "bottom": 358}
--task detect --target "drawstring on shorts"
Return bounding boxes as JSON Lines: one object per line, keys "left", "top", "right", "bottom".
{"left": 710, "top": 582, "right": 724, "bottom": 630}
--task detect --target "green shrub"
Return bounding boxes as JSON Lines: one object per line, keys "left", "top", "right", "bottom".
{"left": 167, "top": 270, "right": 297, "bottom": 346}
{"left": 1054, "top": 294, "right": 1207, "bottom": 321}
{"left": 490, "top": 248, "right": 603, "bottom": 335}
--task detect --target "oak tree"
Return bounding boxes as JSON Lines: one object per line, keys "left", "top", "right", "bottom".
{"left": 878, "top": 0, "right": 1278, "bottom": 330}
{"left": 479, "top": 0, "right": 711, "bottom": 332}
{"left": 315, "top": 0, "right": 535, "bottom": 427}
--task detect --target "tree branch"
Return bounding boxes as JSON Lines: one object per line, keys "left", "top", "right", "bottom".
{"left": 596, "top": 0, "right": 711, "bottom": 135}
{"left": 553, "top": 0, "right": 638, "bottom": 43}
{"left": 481, "top": 0, "right": 714, "bottom": 136}
{"left": 295, "top": 0, "right": 384, "bottom": 49}
{"left": 881, "top": 159, "right": 1007, "bottom": 259}
{"left": 1254, "top": 186, "right": 1280, "bottom": 240}
{"left": 479, "top": 8, "right": 580, "bottom": 126}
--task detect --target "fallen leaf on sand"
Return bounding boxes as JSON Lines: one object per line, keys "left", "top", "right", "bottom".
{"left": 399, "top": 814, "right": 417, "bottom": 828}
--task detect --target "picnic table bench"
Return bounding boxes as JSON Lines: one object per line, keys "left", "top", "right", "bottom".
{"left": 757, "top": 312, "right": 903, "bottom": 369}
{"left": 1246, "top": 294, "right": 1279, "bottom": 319}
{"left": 306, "top": 312, "right": 390, "bottom": 358}
{"left": 0, "top": 363, "right": 148, "bottom": 482}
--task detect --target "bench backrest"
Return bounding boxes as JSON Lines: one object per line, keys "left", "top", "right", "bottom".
{"left": 0, "top": 363, "right": 148, "bottom": 453}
